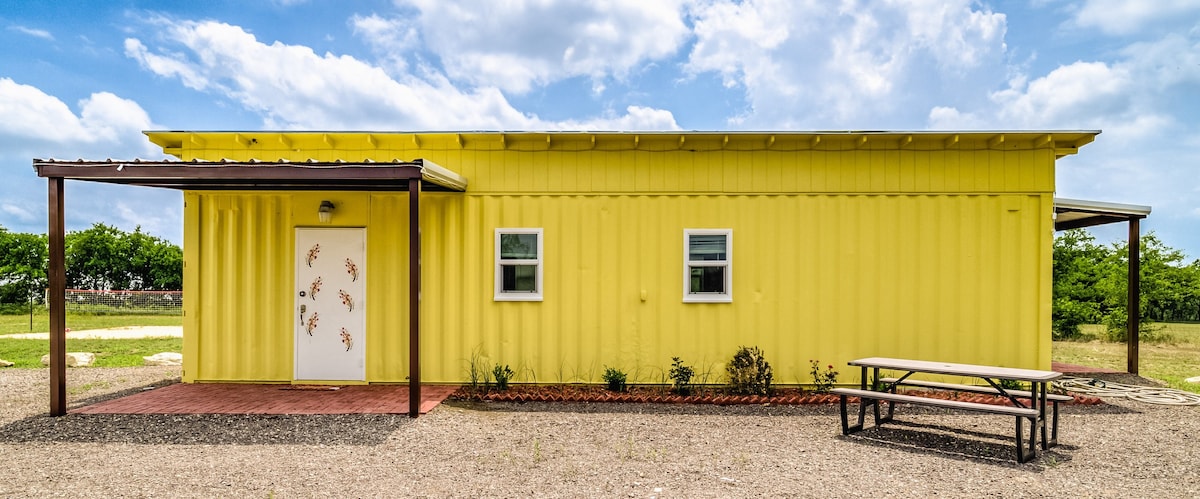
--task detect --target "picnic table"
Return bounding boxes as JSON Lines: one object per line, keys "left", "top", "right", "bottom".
{"left": 832, "top": 357, "right": 1064, "bottom": 463}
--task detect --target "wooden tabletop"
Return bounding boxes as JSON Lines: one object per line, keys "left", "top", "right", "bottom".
{"left": 848, "top": 357, "right": 1062, "bottom": 382}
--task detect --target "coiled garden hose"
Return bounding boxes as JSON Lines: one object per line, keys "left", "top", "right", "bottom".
{"left": 1054, "top": 376, "right": 1200, "bottom": 406}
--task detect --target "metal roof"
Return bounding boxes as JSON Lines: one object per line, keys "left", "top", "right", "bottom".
{"left": 32, "top": 158, "right": 467, "bottom": 192}
{"left": 1054, "top": 197, "right": 1151, "bottom": 231}
{"left": 145, "top": 130, "right": 1102, "bottom": 159}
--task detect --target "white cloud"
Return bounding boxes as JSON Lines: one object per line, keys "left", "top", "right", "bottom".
{"left": 1, "top": 203, "right": 36, "bottom": 223}
{"left": 1072, "top": 0, "right": 1200, "bottom": 35}
{"left": 0, "top": 81, "right": 176, "bottom": 241}
{"left": 386, "top": 0, "right": 690, "bottom": 94}
{"left": 125, "top": 39, "right": 211, "bottom": 91}
{"left": 125, "top": 20, "right": 679, "bottom": 130}
{"left": 684, "top": 0, "right": 1007, "bottom": 127}
{"left": 0, "top": 78, "right": 160, "bottom": 159}
{"left": 350, "top": 14, "right": 418, "bottom": 73}
{"left": 8, "top": 25, "right": 54, "bottom": 40}
{"left": 990, "top": 61, "right": 1135, "bottom": 128}
{"left": 978, "top": 32, "right": 1200, "bottom": 138}
{"left": 926, "top": 106, "right": 987, "bottom": 129}
{"left": 557, "top": 106, "right": 681, "bottom": 131}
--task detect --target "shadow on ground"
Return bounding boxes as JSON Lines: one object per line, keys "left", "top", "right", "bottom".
{"left": 1, "top": 380, "right": 410, "bottom": 446}
{"left": 837, "top": 419, "right": 1080, "bottom": 470}
{"left": 0, "top": 413, "right": 411, "bottom": 445}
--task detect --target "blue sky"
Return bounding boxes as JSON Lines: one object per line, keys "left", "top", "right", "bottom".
{"left": 1, "top": 0, "right": 1197, "bottom": 259}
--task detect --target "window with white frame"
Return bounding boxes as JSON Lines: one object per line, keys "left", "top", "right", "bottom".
{"left": 495, "top": 228, "right": 543, "bottom": 301}
{"left": 684, "top": 229, "right": 732, "bottom": 303}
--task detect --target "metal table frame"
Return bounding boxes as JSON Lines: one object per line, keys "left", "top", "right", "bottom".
{"left": 849, "top": 357, "right": 1063, "bottom": 451}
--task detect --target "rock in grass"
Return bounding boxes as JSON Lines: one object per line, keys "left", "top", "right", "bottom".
{"left": 39, "top": 352, "right": 96, "bottom": 367}
{"left": 0, "top": 359, "right": 13, "bottom": 367}
{"left": 1186, "top": 376, "right": 1200, "bottom": 384}
{"left": 143, "top": 352, "right": 183, "bottom": 366}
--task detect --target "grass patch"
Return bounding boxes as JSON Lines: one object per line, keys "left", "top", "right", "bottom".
{"left": 0, "top": 312, "right": 182, "bottom": 336}
{"left": 0, "top": 337, "right": 182, "bottom": 368}
{"left": 1054, "top": 322, "right": 1200, "bottom": 394}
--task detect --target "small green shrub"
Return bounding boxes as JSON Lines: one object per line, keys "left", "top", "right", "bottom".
{"left": 726, "top": 346, "right": 773, "bottom": 395}
{"left": 602, "top": 366, "right": 627, "bottom": 392}
{"left": 1052, "top": 298, "right": 1099, "bottom": 340}
{"left": 492, "top": 364, "right": 515, "bottom": 391}
{"left": 1102, "top": 308, "right": 1173, "bottom": 343}
{"left": 668, "top": 357, "right": 695, "bottom": 396}
{"left": 809, "top": 359, "right": 838, "bottom": 392}
{"left": 0, "top": 303, "right": 42, "bottom": 315}
{"left": 464, "top": 349, "right": 491, "bottom": 393}
{"left": 998, "top": 379, "right": 1025, "bottom": 391}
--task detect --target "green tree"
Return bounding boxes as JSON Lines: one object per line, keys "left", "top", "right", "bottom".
{"left": 0, "top": 227, "right": 48, "bottom": 304}
{"left": 1051, "top": 229, "right": 1109, "bottom": 339}
{"left": 1053, "top": 229, "right": 1200, "bottom": 340}
{"left": 65, "top": 223, "right": 130, "bottom": 290}
{"left": 64, "top": 223, "right": 182, "bottom": 291}
{"left": 124, "top": 227, "right": 183, "bottom": 290}
{"left": 1100, "top": 233, "right": 1200, "bottom": 327}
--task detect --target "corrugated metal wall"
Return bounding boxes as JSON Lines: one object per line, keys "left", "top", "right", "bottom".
{"left": 417, "top": 193, "right": 1052, "bottom": 384}
{"left": 179, "top": 134, "right": 1057, "bottom": 385}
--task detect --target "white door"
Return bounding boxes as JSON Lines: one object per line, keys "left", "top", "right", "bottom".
{"left": 295, "top": 228, "right": 366, "bottom": 381}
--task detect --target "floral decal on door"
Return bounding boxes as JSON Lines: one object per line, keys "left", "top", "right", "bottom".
{"left": 340, "top": 327, "right": 353, "bottom": 351}
{"left": 339, "top": 289, "right": 354, "bottom": 312}
{"left": 309, "top": 276, "right": 323, "bottom": 300}
{"left": 305, "top": 243, "right": 321, "bottom": 267}
{"left": 345, "top": 258, "right": 359, "bottom": 282}
{"left": 305, "top": 312, "right": 319, "bottom": 336}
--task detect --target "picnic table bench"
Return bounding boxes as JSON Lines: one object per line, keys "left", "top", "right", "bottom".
{"left": 877, "top": 376, "right": 1073, "bottom": 446}
{"left": 831, "top": 357, "right": 1062, "bottom": 463}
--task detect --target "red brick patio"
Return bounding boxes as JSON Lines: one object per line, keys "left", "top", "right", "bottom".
{"left": 72, "top": 383, "right": 459, "bottom": 415}
{"left": 1051, "top": 361, "right": 1123, "bottom": 374}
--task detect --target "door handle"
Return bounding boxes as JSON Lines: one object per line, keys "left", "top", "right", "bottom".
{"left": 299, "top": 304, "right": 306, "bottom": 323}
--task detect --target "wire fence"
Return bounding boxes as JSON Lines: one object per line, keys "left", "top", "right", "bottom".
{"left": 53, "top": 289, "right": 183, "bottom": 315}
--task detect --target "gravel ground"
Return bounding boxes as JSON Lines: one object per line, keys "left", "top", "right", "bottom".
{"left": 1, "top": 368, "right": 1197, "bottom": 498}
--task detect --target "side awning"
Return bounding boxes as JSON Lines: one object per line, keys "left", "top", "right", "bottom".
{"left": 1053, "top": 197, "right": 1152, "bottom": 376}
{"left": 1054, "top": 198, "right": 1150, "bottom": 230}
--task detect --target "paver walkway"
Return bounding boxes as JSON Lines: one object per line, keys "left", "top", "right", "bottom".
{"left": 1052, "top": 361, "right": 1122, "bottom": 374}
{"left": 7, "top": 326, "right": 183, "bottom": 340}
{"left": 73, "top": 383, "right": 458, "bottom": 415}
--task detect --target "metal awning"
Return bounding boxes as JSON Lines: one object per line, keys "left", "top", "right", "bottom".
{"left": 34, "top": 157, "right": 452, "bottom": 417}
{"left": 32, "top": 158, "right": 467, "bottom": 192}
{"left": 1053, "top": 197, "right": 1152, "bottom": 375}
{"left": 1054, "top": 198, "right": 1151, "bottom": 230}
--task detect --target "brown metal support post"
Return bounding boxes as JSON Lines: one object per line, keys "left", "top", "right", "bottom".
{"left": 408, "top": 179, "right": 421, "bottom": 417}
{"left": 1127, "top": 218, "right": 1141, "bottom": 375}
{"left": 48, "top": 177, "right": 67, "bottom": 416}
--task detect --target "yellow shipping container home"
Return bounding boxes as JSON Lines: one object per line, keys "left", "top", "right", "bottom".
{"left": 39, "top": 131, "right": 1102, "bottom": 394}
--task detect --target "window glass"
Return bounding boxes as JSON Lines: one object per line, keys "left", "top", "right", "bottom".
{"left": 500, "top": 233, "right": 538, "bottom": 260}
{"left": 688, "top": 234, "right": 727, "bottom": 261}
{"left": 689, "top": 266, "right": 725, "bottom": 293}
{"left": 502, "top": 265, "right": 538, "bottom": 292}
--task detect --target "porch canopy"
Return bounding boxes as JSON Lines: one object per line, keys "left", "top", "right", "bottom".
{"left": 1054, "top": 197, "right": 1152, "bottom": 374}
{"left": 34, "top": 158, "right": 467, "bottom": 417}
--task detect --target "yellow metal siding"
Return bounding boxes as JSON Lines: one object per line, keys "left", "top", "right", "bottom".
{"left": 173, "top": 132, "right": 1061, "bottom": 385}
{"left": 188, "top": 192, "right": 294, "bottom": 381}
{"left": 415, "top": 193, "right": 1051, "bottom": 385}
{"left": 186, "top": 191, "right": 411, "bottom": 382}
{"left": 171, "top": 136, "right": 1057, "bottom": 196}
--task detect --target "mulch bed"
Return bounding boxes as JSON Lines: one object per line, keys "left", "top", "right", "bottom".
{"left": 449, "top": 385, "right": 1104, "bottom": 406}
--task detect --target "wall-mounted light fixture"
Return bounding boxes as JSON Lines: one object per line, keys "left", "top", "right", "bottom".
{"left": 318, "top": 200, "right": 335, "bottom": 224}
